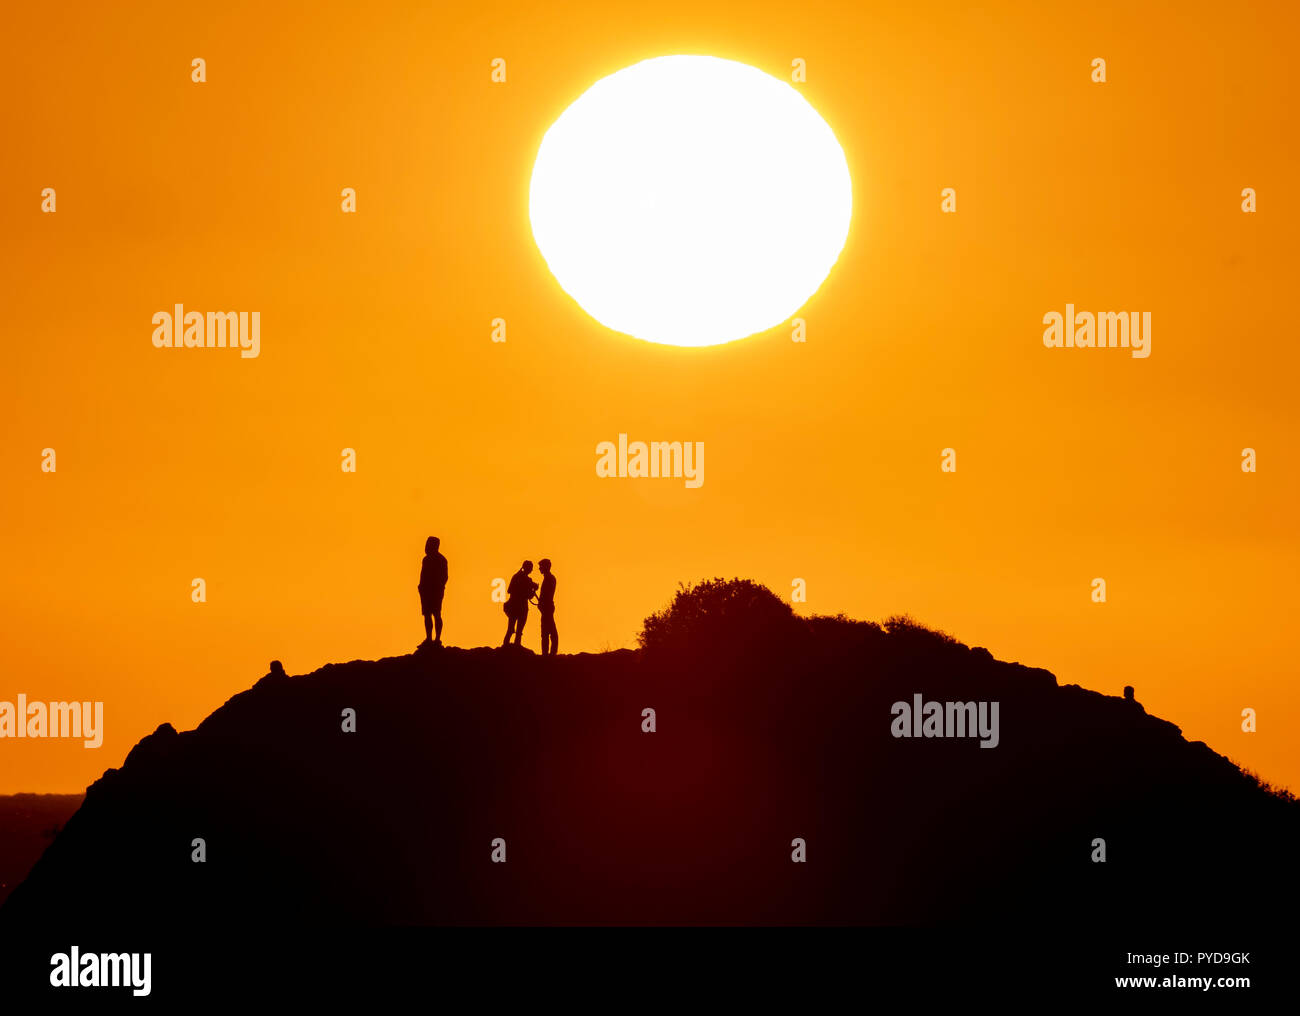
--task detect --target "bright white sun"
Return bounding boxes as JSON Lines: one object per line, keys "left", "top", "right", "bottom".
{"left": 529, "top": 55, "right": 852, "bottom": 348}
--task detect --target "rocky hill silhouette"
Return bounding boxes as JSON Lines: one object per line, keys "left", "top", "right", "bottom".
{"left": 0, "top": 795, "right": 83, "bottom": 907}
{"left": 4, "top": 580, "right": 1295, "bottom": 927}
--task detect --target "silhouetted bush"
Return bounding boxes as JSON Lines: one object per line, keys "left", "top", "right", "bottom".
{"left": 807, "top": 612, "right": 882, "bottom": 634}
{"left": 805, "top": 613, "right": 885, "bottom": 659}
{"left": 883, "top": 613, "right": 962, "bottom": 647}
{"left": 878, "top": 614, "right": 975, "bottom": 668}
{"left": 638, "top": 578, "right": 806, "bottom": 659}
{"left": 1241, "top": 767, "right": 1297, "bottom": 802}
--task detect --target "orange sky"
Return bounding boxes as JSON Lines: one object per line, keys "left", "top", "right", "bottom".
{"left": 2, "top": 0, "right": 1297, "bottom": 794}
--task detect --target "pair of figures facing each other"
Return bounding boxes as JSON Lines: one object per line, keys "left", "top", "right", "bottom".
{"left": 502, "top": 559, "right": 557, "bottom": 656}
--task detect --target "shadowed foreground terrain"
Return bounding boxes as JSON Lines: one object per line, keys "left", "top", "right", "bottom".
{"left": 4, "top": 583, "right": 1295, "bottom": 927}
{"left": 0, "top": 795, "right": 83, "bottom": 907}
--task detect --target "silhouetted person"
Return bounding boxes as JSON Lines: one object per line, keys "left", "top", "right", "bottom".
{"left": 257, "top": 659, "right": 288, "bottom": 691}
{"left": 418, "top": 536, "right": 449, "bottom": 646}
{"left": 537, "top": 558, "right": 558, "bottom": 656}
{"left": 502, "top": 560, "right": 536, "bottom": 648}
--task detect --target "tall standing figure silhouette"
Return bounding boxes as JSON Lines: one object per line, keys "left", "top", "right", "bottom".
{"left": 502, "top": 560, "right": 536, "bottom": 648}
{"left": 537, "top": 558, "right": 558, "bottom": 656}
{"left": 418, "top": 536, "right": 449, "bottom": 646}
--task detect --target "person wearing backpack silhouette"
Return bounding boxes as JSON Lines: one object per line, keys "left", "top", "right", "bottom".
{"left": 418, "top": 536, "right": 449, "bottom": 647}
{"left": 502, "top": 560, "right": 537, "bottom": 648}
{"left": 537, "top": 558, "right": 558, "bottom": 657}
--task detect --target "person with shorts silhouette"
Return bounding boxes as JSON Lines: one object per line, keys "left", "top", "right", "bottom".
{"left": 418, "top": 536, "right": 448, "bottom": 646}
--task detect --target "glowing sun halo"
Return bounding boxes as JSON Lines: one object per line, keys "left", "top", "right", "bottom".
{"left": 529, "top": 55, "right": 853, "bottom": 348}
